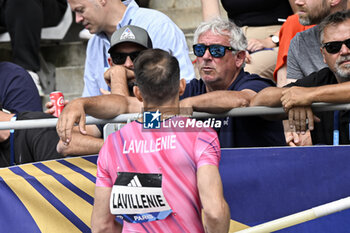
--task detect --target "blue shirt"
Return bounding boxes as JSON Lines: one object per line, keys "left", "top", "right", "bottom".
{"left": 181, "top": 70, "right": 286, "bottom": 148}
{"left": 0, "top": 62, "right": 42, "bottom": 113}
{"left": 83, "top": 0, "right": 195, "bottom": 97}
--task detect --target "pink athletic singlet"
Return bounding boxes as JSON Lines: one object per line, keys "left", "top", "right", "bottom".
{"left": 96, "top": 116, "right": 221, "bottom": 233}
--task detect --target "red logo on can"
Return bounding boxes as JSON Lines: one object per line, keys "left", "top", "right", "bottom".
{"left": 50, "top": 91, "right": 65, "bottom": 117}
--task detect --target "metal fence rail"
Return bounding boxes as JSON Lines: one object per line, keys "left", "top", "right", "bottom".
{"left": 235, "top": 196, "right": 350, "bottom": 233}
{"left": 1, "top": 103, "right": 350, "bottom": 130}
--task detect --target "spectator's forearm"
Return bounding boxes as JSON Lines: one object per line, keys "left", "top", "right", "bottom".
{"left": 250, "top": 87, "right": 284, "bottom": 107}
{"left": 57, "top": 134, "right": 103, "bottom": 156}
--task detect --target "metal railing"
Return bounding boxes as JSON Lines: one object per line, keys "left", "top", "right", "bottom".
{"left": 1, "top": 102, "right": 350, "bottom": 130}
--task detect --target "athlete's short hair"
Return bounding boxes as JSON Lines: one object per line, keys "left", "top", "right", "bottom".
{"left": 134, "top": 49, "right": 180, "bottom": 105}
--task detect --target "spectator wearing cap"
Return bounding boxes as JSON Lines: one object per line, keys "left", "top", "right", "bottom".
{"left": 103, "top": 25, "right": 152, "bottom": 95}
{"left": 67, "top": 0, "right": 195, "bottom": 98}
{"left": 56, "top": 25, "right": 153, "bottom": 156}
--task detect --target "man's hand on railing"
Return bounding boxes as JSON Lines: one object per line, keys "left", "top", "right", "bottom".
{"left": 281, "top": 86, "right": 315, "bottom": 110}
{"left": 56, "top": 99, "right": 87, "bottom": 145}
{"left": 286, "top": 106, "right": 320, "bottom": 134}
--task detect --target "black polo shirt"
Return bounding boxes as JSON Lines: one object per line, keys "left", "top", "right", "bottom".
{"left": 286, "top": 67, "right": 350, "bottom": 145}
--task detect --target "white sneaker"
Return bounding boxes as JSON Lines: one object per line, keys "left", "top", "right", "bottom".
{"left": 79, "top": 29, "right": 94, "bottom": 40}
{"left": 27, "top": 70, "right": 44, "bottom": 96}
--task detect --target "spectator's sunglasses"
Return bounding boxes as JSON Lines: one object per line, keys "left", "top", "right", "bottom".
{"left": 322, "top": 38, "right": 350, "bottom": 54}
{"left": 111, "top": 51, "right": 141, "bottom": 65}
{"left": 193, "top": 44, "right": 235, "bottom": 58}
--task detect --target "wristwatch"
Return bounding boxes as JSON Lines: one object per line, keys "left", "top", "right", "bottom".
{"left": 270, "top": 35, "right": 279, "bottom": 46}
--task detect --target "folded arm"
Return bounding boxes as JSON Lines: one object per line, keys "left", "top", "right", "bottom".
{"left": 56, "top": 125, "right": 103, "bottom": 156}
{"left": 180, "top": 89, "right": 252, "bottom": 113}
{"left": 250, "top": 87, "right": 284, "bottom": 107}
{"left": 251, "top": 87, "right": 319, "bottom": 133}
{"left": 281, "top": 82, "right": 350, "bottom": 110}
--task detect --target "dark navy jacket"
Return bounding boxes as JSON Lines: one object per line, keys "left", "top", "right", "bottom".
{"left": 0, "top": 62, "right": 42, "bottom": 113}
{"left": 180, "top": 70, "right": 286, "bottom": 148}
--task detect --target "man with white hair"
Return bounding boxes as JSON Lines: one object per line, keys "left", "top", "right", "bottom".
{"left": 180, "top": 18, "right": 286, "bottom": 147}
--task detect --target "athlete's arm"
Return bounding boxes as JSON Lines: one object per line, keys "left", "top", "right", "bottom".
{"left": 197, "top": 165, "right": 230, "bottom": 233}
{"left": 91, "top": 186, "right": 122, "bottom": 233}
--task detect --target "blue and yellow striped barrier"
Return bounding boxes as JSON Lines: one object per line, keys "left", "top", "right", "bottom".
{"left": 1, "top": 145, "right": 350, "bottom": 233}
{"left": 0, "top": 156, "right": 97, "bottom": 233}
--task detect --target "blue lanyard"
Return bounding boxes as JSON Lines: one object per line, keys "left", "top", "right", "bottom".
{"left": 333, "top": 111, "right": 350, "bottom": 145}
{"left": 9, "top": 115, "right": 17, "bottom": 166}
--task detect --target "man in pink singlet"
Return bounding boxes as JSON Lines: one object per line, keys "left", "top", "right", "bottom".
{"left": 58, "top": 49, "right": 230, "bottom": 232}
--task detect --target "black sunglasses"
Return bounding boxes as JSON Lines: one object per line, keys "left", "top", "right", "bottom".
{"left": 193, "top": 44, "right": 235, "bottom": 58}
{"left": 111, "top": 51, "right": 141, "bottom": 65}
{"left": 322, "top": 38, "right": 350, "bottom": 54}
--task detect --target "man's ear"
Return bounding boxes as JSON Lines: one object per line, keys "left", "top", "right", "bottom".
{"left": 98, "top": 0, "right": 107, "bottom": 6}
{"left": 133, "top": 86, "right": 143, "bottom": 102}
{"left": 179, "top": 79, "right": 186, "bottom": 96}
{"left": 330, "top": 0, "right": 343, "bottom": 7}
{"left": 320, "top": 47, "right": 327, "bottom": 64}
{"left": 235, "top": 50, "right": 246, "bottom": 68}
{"left": 108, "top": 57, "right": 114, "bottom": 67}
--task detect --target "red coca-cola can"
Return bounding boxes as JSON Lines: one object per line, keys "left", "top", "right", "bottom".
{"left": 49, "top": 91, "right": 65, "bottom": 117}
